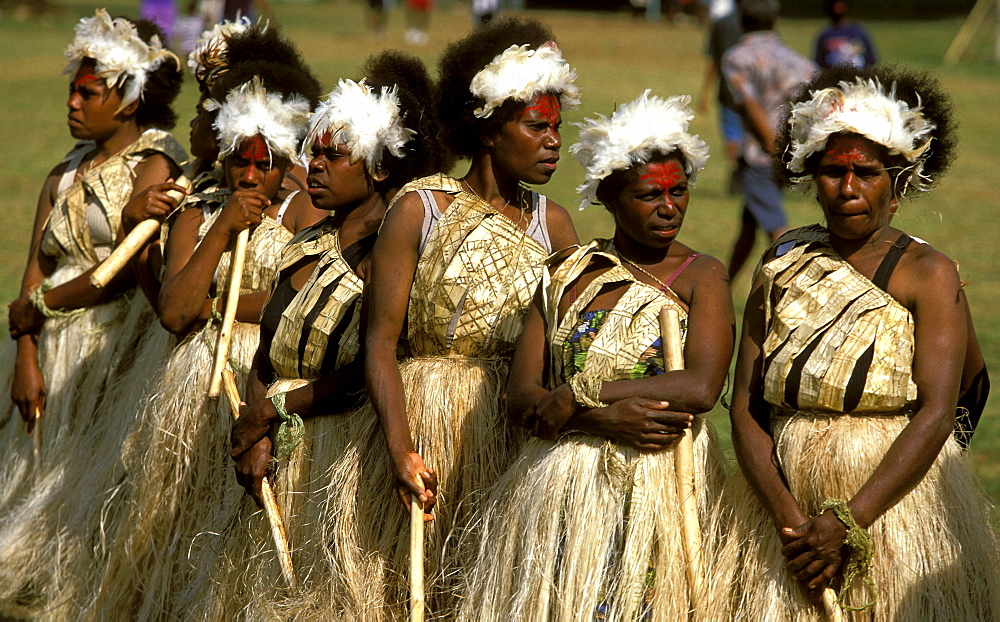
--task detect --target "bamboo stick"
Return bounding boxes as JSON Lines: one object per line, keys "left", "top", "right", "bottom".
{"left": 822, "top": 585, "right": 846, "bottom": 622}
{"left": 410, "top": 475, "right": 425, "bottom": 622}
{"left": 32, "top": 406, "right": 42, "bottom": 483}
{"left": 658, "top": 305, "right": 705, "bottom": 617}
{"left": 221, "top": 367, "right": 298, "bottom": 589}
{"left": 90, "top": 163, "right": 198, "bottom": 288}
{"left": 208, "top": 227, "right": 249, "bottom": 398}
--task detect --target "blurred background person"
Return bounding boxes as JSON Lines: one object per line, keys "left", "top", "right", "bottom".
{"left": 698, "top": 0, "right": 742, "bottom": 196}
{"left": 721, "top": 0, "right": 815, "bottom": 280}
{"left": 814, "top": 0, "right": 876, "bottom": 69}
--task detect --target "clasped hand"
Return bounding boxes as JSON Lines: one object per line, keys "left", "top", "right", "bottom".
{"left": 780, "top": 509, "right": 848, "bottom": 596}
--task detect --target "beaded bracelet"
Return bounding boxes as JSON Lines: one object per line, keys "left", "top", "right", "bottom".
{"left": 820, "top": 498, "right": 878, "bottom": 611}
{"left": 29, "top": 278, "right": 86, "bottom": 320}
{"left": 568, "top": 373, "right": 608, "bottom": 409}
{"left": 271, "top": 391, "right": 304, "bottom": 459}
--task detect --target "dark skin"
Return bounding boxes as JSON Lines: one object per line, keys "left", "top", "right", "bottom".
{"left": 157, "top": 136, "right": 324, "bottom": 338}
{"left": 8, "top": 62, "right": 181, "bottom": 426}
{"left": 365, "top": 94, "right": 579, "bottom": 520}
{"left": 118, "top": 94, "right": 223, "bottom": 313}
{"left": 730, "top": 134, "right": 970, "bottom": 600}
{"left": 231, "top": 139, "right": 394, "bottom": 507}
{"left": 507, "top": 154, "right": 735, "bottom": 448}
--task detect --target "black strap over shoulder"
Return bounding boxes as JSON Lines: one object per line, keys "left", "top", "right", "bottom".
{"left": 871, "top": 233, "right": 912, "bottom": 291}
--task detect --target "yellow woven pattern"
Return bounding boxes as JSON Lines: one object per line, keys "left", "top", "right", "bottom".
{"left": 41, "top": 130, "right": 187, "bottom": 264}
{"left": 203, "top": 208, "right": 292, "bottom": 297}
{"left": 399, "top": 174, "right": 549, "bottom": 358}
{"left": 759, "top": 225, "right": 917, "bottom": 413}
{"left": 269, "top": 222, "right": 364, "bottom": 378}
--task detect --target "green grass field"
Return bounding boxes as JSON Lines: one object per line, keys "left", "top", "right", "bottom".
{"left": 2, "top": 1, "right": 998, "bottom": 503}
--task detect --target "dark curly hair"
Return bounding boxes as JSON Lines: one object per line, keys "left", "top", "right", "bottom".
{"left": 209, "top": 23, "right": 322, "bottom": 108}
{"left": 437, "top": 15, "right": 556, "bottom": 158}
{"left": 775, "top": 64, "right": 957, "bottom": 198}
{"left": 361, "top": 50, "right": 449, "bottom": 190}
{"left": 127, "top": 18, "right": 183, "bottom": 129}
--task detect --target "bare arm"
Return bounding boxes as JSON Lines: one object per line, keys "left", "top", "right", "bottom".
{"left": 364, "top": 191, "right": 437, "bottom": 518}
{"left": 158, "top": 190, "right": 268, "bottom": 335}
{"left": 542, "top": 199, "right": 580, "bottom": 252}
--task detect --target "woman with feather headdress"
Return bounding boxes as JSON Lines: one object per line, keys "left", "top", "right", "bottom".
{"left": 459, "top": 91, "right": 735, "bottom": 621}
{"left": 722, "top": 64, "right": 999, "bottom": 620}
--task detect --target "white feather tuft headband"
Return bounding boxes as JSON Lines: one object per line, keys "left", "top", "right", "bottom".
{"left": 300, "top": 79, "right": 415, "bottom": 174}
{"left": 570, "top": 91, "right": 709, "bottom": 210}
{"left": 785, "top": 77, "right": 935, "bottom": 193}
{"left": 187, "top": 16, "right": 252, "bottom": 89}
{"left": 64, "top": 8, "right": 179, "bottom": 113}
{"left": 211, "top": 76, "right": 311, "bottom": 162}
{"left": 469, "top": 41, "right": 580, "bottom": 119}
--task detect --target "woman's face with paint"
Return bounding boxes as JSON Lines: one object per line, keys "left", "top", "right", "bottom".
{"left": 608, "top": 152, "right": 690, "bottom": 249}
{"left": 306, "top": 134, "right": 377, "bottom": 212}
{"left": 814, "top": 133, "right": 896, "bottom": 242}
{"left": 224, "top": 135, "right": 290, "bottom": 199}
{"left": 485, "top": 93, "right": 562, "bottom": 186}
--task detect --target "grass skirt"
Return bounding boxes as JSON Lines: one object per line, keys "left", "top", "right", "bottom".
{"left": 88, "top": 321, "right": 258, "bottom": 620}
{"left": 273, "top": 355, "right": 523, "bottom": 621}
{"left": 0, "top": 260, "right": 171, "bottom": 620}
{"left": 459, "top": 417, "right": 727, "bottom": 621}
{"left": 186, "top": 375, "right": 371, "bottom": 620}
{"left": 720, "top": 414, "right": 1000, "bottom": 621}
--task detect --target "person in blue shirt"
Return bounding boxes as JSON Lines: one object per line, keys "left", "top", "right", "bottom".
{"left": 814, "top": 0, "right": 876, "bottom": 69}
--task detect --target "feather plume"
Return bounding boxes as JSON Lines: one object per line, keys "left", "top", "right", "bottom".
{"left": 300, "top": 79, "right": 415, "bottom": 174}
{"left": 187, "top": 16, "right": 253, "bottom": 89}
{"left": 213, "top": 76, "right": 311, "bottom": 162}
{"left": 470, "top": 41, "right": 580, "bottom": 119}
{"left": 570, "top": 90, "right": 709, "bottom": 210}
{"left": 786, "top": 77, "right": 936, "bottom": 193}
{"left": 64, "top": 8, "right": 179, "bottom": 112}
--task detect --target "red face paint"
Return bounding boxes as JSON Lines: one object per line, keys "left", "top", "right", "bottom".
{"left": 824, "top": 135, "right": 876, "bottom": 166}
{"left": 237, "top": 135, "right": 271, "bottom": 166}
{"left": 523, "top": 93, "right": 560, "bottom": 126}
{"left": 639, "top": 160, "right": 684, "bottom": 191}
{"left": 72, "top": 74, "right": 102, "bottom": 89}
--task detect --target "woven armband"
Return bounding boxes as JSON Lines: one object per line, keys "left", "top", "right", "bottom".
{"left": 29, "top": 279, "right": 86, "bottom": 320}
{"left": 271, "top": 391, "right": 304, "bottom": 459}
{"left": 820, "top": 498, "right": 878, "bottom": 612}
{"left": 568, "top": 373, "right": 607, "bottom": 409}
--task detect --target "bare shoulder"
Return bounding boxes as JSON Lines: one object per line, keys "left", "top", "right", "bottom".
{"left": 541, "top": 197, "right": 580, "bottom": 250}
{"left": 132, "top": 152, "right": 179, "bottom": 180}
{"left": 896, "top": 237, "right": 961, "bottom": 303}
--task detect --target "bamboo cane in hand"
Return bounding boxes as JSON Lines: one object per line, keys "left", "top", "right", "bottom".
{"left": 221, "top": 367, "right": 298, "bottom": 589}
{"left": 821, "top": 585, "right": 845, "bottom": 622}
{"left": 658, "top": 306, "right": 705, "bottom": 616}
{"left": 410, "top": 475, "right": 425, "bottom": 622}
{"left": 208, "top": 228, "right": 249, "bottom": 398}
{"left": 90, "top": 165, "right": 198, "bottom": 288}
{"left": 32, "top": 406, "right": 42, "bottom": 483}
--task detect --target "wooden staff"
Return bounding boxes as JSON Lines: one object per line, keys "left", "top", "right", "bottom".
{"left": 32, "top": 406, "right": 42, "bottom": 483}
{"left": 208, "top": 227, "right": 249, "bottom": 398}
{"left": 90, "top": 162, "right": 199, "bottom": 288}
{"left": 658, "top": 306, "right": 705, "bottom": 616}
{"left": 410, "top": 475, "right": 425, "bottom": 622}
{"left": 822, "top": 586, "right": 845, "bottom": 622}
{"left": 220, "top": 367, "right": 298, "bottom": 589}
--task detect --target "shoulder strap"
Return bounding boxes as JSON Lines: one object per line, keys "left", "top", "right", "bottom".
{"left": 871, "top": 234, "right": 911, "bottom": 291}
{"left": 663, "top": 253, "right": 701, "bottom": 288}
{"left": 275, "top": 190, "right": 297, "bottom": 225}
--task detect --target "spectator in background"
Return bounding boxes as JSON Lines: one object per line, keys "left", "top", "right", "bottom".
{"left": 698, "top": 0, "right": 742, "bottom": 195}
{"left": 814, "top": 0, "right": 876, "bottom": 69}
{"left": 721, "top": 0, "right": 815, "bottom": 279}
{"left": 404, "top": 0, "right": 432, "bottom": 45}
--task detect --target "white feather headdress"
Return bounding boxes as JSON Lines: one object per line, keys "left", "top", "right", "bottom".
{"left": 570, "top": 91, "right": 709, "bottom": 210}
{"left": 785, "top": 77, "right": 935, "bottom": 193}
{"left": 211, "top": 76, "right": 311, "bottom": 162}
{"left": 64, "top": 8, "right": 179, "bottom": 112}
{"left": 470, "top": 41, "right": 580, "bottom": 119}
{"left": 300, "top": 79, "right": 415, "bottom": 174}
{"left": 187, "top": 16, "right": 252, "bottom": 89}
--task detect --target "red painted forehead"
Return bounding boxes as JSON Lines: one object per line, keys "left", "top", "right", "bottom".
{"left": 639, "top": 159, "right": 685, "bottom": 191}
{"left": 522, "top": 93, "right": 560, "bottom": 125}
{"left": 72, "top": 74, "right": 102, "bottom": 89}
{"left": 823, "top": 135, "right": 883, "bottom": 166}
{"left": 237, "top": 135, "right": 271, "bottom": 163}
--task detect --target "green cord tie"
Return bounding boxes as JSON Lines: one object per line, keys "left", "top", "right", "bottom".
{"left": 271, "top": 392, "right": 304, "bottom": 459}
{"left": 29, "top": 278, "right": 86, "bottom": 320}
{"left": 820, "top": 498, "right": 878, "bottom": 612}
